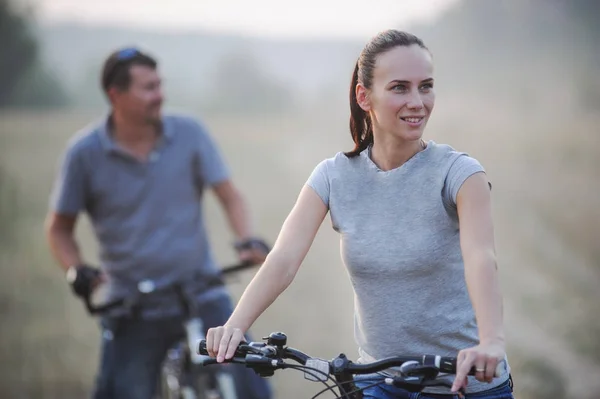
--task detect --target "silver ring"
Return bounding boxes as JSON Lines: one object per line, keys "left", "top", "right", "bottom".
{"left": 476, "top": 368, "right": 485, "bottom": 372}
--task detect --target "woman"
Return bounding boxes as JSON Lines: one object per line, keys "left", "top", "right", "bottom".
{"left": 206, "top": 30, "right": 513, "bottom": 398}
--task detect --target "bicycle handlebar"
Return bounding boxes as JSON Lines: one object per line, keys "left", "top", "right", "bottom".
{"left": 81, "top": 261, "right": 259, "bottom": 316}
{"left": 197, "top": 332, "right": 506, "bottom": 398}
{"left": 197, "top": 334, "right": 504, "bottom": 376}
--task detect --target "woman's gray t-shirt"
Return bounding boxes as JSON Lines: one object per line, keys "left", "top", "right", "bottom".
{"left": 306, "top": 140, "right": 510, "bottom": 394}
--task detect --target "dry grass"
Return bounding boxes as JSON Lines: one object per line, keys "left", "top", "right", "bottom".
{"left": 0, "top": 105, "right": 599, "bottom": 398}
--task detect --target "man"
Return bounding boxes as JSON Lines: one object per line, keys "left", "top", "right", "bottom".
{"left": 45, "top": 47, "right": 273, "bottom": 399}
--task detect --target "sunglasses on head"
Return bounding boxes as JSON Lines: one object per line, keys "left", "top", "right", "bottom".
{"left": 116, "top": 47, "right": 140, "bottom": 60}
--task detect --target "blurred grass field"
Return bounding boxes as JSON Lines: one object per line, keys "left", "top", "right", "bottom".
{"left": 1, "top": 105, "right": 599, "bottom": 399}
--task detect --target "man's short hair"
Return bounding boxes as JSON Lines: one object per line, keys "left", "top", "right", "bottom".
{"left": 101, "top": 47, "right": 158, "bottom": 93}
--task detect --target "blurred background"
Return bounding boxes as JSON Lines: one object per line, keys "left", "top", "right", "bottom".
{"left": 1, "top": 0, "right": 599, "bottom": 398}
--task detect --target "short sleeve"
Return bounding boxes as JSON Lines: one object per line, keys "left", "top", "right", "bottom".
{"left": 442, "top": 154, "right": 488, "bottom": 208}
{"left": 193, "top": 120, "right": 231, "bottom": 186}
{"left": 306, "top": 159, "right": 330, "bottom": 208}
{"left": 49, "top": 143, "right": 88, "bottom": 215}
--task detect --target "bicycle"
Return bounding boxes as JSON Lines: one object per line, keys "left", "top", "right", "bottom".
{"left": 78, "top": 261, "right": 260, "bottom": 399}
{"left": 197, "top": 332, "right": 506, "bottom": 399}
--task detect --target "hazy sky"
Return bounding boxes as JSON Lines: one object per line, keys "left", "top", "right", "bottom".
{"left": 33, "top": 0, "right": 461, "bottom": 39}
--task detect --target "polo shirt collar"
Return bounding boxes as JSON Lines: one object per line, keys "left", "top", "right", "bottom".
{"left": 98, "top": 113, "right": 174, "bottom": 153}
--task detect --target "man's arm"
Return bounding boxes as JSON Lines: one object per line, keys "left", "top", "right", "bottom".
{"left": 45, "top": 211, "right": 104, "bottom": 296}
{"left": 45, "top": 138, "right": 104, "bottom": 296}
{"left": 212, "top": 180, "right": 269, "bottom": 264}
{"left": 46, "top": 139, "right": 87, "bottom": 273}
{"left": 191, "top": 118, "right": 269, "bottom": 261}
{"left": 44, "top": 212, "right": 83, "bottom": 273}
{"left": 212, "top": 179, "right": 253, "bottom": 242}
{"left": 191, "top": 119, "right": 256, "bottom": 242}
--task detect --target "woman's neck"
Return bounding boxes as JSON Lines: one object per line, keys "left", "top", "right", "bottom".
{"left": 369, "top": 136, "right": 426, "bottom": 171}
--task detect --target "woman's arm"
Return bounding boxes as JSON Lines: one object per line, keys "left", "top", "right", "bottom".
{"left": 458, "top": 171, "right": 505, "bottom": 345}
{"left": 452, "top": 171, "right": 506, "bottom": 391}
{"left": 207, "top": 184, "right": 328, "bottom": 362}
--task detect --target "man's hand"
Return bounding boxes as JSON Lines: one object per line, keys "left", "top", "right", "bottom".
{"left": 66, "top": 264, "right": 105, "bottom": 298}
{"left": 234, "top": 238, "right": 270, "bottom": 265}
{"left": 451, "top": 340, "right": 505, "bottom": 393}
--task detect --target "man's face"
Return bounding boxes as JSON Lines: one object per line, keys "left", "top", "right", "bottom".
{"left": 110, "top": 65, "right": 164, "bottom": 124}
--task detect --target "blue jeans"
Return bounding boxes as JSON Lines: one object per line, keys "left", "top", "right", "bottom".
{"left": 91, "top": 295, "right": 272, "bottom": 399}
{"left": 353, "top": 374, "right": 514, "bottom": 399}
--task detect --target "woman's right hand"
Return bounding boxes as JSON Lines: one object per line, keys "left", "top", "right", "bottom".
{"left": 206, "top": 325, "right": 246, "bottom": 363}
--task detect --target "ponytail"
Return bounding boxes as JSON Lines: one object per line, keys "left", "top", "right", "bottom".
{"left": 344, "top": 60, "right": 373, "bottom": 158}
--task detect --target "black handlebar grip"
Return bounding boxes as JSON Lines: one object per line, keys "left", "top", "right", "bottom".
{"left": 197, "top": 339, "right": 250, "bottom": 358}
{"left": 198, "top": 339, "right": 209, "bottom": 356}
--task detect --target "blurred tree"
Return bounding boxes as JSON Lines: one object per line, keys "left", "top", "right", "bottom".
{"left": 0, "top": 0, "right": 68, "bottom": 108}
{"left": 564, "top": 0, "right": 600, "bottom": 36}
{"left": 0, "top": 0, "right": 35, "bottom": 106}
{"left": 0, "top": 164, "right": 18, "bottom": 251}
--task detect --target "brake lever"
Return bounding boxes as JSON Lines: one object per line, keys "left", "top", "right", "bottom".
{"left": 391, "top": 376, "right": 466, "bottom": 396}
{"left": 391, "top": 374, "right": 432, "bottom": 393}
{"left": 421, "top": 380, "right": 467, "bottom": 398}
{"left": 391, "top": 362, "right": 467, "bottom": 395}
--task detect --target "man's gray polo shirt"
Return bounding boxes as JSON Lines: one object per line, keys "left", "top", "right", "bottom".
{"left": 50, "top": 112, "right": 231, "bottom": 318}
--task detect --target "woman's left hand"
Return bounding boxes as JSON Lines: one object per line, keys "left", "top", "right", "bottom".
{"left": 451, "top": 340, "right": 505, "bottom": 393}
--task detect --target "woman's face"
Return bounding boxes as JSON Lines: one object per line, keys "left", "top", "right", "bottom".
{"left": 358, "top": 44, "right": 435, "bottom": 143}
